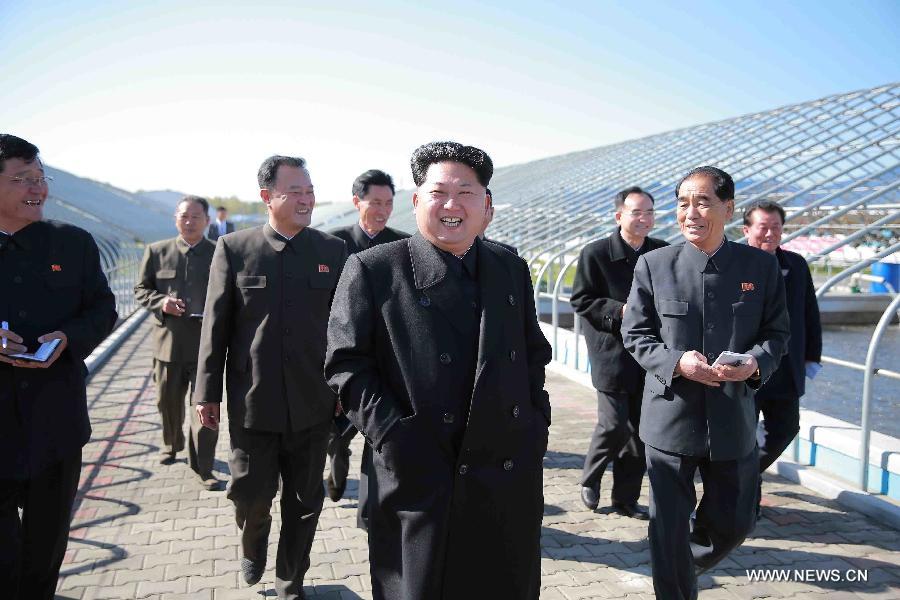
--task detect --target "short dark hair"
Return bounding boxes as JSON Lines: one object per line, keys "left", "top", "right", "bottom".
{"left": 410, "top": 141, "right": 493, "bottom": 187}
{"left": 216, "top": 205, "right": 227, "bottom": 212}
{"left": 675, "top": 166, "right": 735, "bottom": 201}
{"left": 257, "top": 155, "right": 306, "bottom": 189}
{"left": 743, "top": 200, "right": 785, "bottom": 226}
{"left": 352, "top": 169, "right": 395, "bottom": 198}
{"left": 0, "top": 134, "right": 40, "bottom": 174}
{"left": 614, "top": 186, "right": 655, "bottom": 210}
{"left": 178, "top": 195, "right": 210, "bottom": 215}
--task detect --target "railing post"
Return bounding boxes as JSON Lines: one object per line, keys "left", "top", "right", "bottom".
{"left": 859, "top": 293, "right": 900, "bottom": 491}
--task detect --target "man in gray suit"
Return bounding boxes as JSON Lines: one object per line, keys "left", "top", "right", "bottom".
{"left": 134, "top": 195, "right": 219, "bottom": 490}
{"left": 194, "top": 155, "right": 347, "bottom": 599}
{"left": 623, "top": 166, "right": 789, "bottom": 600}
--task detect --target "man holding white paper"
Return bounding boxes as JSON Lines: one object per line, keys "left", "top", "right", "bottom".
{"left": 622, "top": 166, "right": 789, "bottom": 600}
{"left": 0, "top": 134, "right": 117, "bottom": 600}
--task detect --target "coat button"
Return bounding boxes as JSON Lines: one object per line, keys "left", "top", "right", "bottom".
{"left": 286, "top": 300, "right": 293, "bottom": 307}
{"left": 508, "top": 294, "right": 516, "bottom": 306}
{"left": 509, "top": 350, "right": 516, "bottom": 361}
{"left": 440, "top": 353, "right": 452, "bottom": 365}
{"left": 419, "top": 295, "right": 431, "bottom": 307}
{"left": 707, "top": 291, "right": 715, "bottom": 299}
{"left": 13, "top": 275, "right": 22, "bottom": 284}
{"left": 18, "top": 310, "right": 26, "bottom": 318}
{"left": 20, "top": 381, "right": 29, "bottom": 390}
{"left": 706, "top": 322, "right": 715, "bottom": 330}
{"left": 503, "top": 459, "right": 514, "bottom": 471}
{"left": 458, "top": 464, "right": 468, "bottom": 475}
{"left": 511, "top": 405, "right": 520, "bottom": 418}
{"left": 443, "top": 412, "right": 455, "bottom": 424}
{"left": 707, "top": 353, "right": 716, "bottom": 361}
{"left": 185, "top": 297, "right": 192, "bottom": 304}
{"left": 284, "top": 328, "right": 291, "bottom": 336}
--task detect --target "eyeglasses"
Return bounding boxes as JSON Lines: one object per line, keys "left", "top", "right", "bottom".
{"left": 624, "top": 209, "right": 654, "bottom": 217}
{"left": 1, "top": 174, "right": 53, "bottom": 187}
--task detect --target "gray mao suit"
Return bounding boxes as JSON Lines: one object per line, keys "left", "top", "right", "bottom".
{"left": 622, "top": 240, "right": 789, "bottom": 600}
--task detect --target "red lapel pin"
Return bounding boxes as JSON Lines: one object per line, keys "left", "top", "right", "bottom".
{"left": 51, "top": 264, "right": 62, "bottom": 272}
{"left": 741, "top": 282, "right": 755, "bottom": 292}
{"left": 318, "top": 264, "right": 330, "bottom": 273}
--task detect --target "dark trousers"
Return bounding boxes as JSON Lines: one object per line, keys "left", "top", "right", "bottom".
{"left": 756, "top": 393, "right": 800, "bottom": 473}
{"left": 581, "top": 389, "right": 645, "bottom": 504}
{"left": 645, "top": 445, "right": 759, "bottom": 600}
{"left": 153, "top": 359, "right": 217, "bottom": 477}
{"left": 0, "top": 449, "right": 82, "bottom": 600}
{"left": 357, "top": 443, "right": 372, "bottom": 531}
{"left": 227, "top": 421, "right": 330, "bottom": 600}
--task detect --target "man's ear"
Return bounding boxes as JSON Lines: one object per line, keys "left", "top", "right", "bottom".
{"left": 725, "top": 199, "right": 735, "bottom": 219}
{"left": 352, "top": 195, "right": 361, "bottom": 209}
{"left": 412, "top": 192, "right": 419, "bottom": 209}
{"left": 260, "top": 188, "right": 270, "bottom": 205}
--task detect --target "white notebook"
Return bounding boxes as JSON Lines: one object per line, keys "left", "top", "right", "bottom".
{"left": 10, "top": 338, "right": 62, "bottom": 362}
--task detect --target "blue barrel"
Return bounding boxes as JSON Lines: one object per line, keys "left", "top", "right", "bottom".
{"left": 870, "top": 261, "right": 900, "bottom": 293}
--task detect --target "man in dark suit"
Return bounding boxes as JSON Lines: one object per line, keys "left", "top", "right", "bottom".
{"left": 207, "top": 205, "right": 235, "bottom": 241}
{"left": 570, "top": 186, "right": 667, "bottom": 518}
{"left": 0, "top": 134, "right": 118, "bottom": 600}
{"left": 325, "top": 141, "right": 551, "bottom": 600}
{"left": 134, "top": 195, "right": 219, "bottom": 489}
{"left": 623, "top": 166, "right": 789, "bottom": 600}
{"left": 480, "top": 188, "right": 518, "bottom": 255}
{"left": 743, "top": 200, "right": 822, "bottom": 511}
{"left": 325, "top": 169, "right": 410, "bottom": 512}
{"left": 194, "top": 155, "right": 347, "bottom": 599}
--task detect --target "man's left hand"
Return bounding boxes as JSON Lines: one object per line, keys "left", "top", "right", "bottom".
{"left": 0, "top": 331, "right": 67, "bottom": 369}
{"left": 714, "top": 355, "right": 758, "bottom": 382}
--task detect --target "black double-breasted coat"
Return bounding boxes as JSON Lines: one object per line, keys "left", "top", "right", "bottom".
{"left": 328, "top": 223, "right": 410, "bottom": 255}
{"left": 324, "top": 234, "right": 552, "bottom": 600}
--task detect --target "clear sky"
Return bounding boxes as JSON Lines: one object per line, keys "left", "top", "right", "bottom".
{"left": 2, "top": 0, "right": 898, "bottom": 206}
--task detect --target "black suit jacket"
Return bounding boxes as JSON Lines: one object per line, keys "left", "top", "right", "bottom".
{"left": 1, "top": 221, "right": 117, "bottom": 478}
{"left": 194, "top": 224, "right": 347, "bottom": 432}
{"left": 570, "top": 230, "right": 668, "bottom": 392}
{"left": 207, "top": 221, "right": 235, "bottom": 241}
{"left": 623, "top": 241, "right": 790, "bottom": 460}
{"left": 328, "top": 224, "right": 410, "bottom": 255}
{"left": 757, "top": 247, "right": 822, "bottom": 399}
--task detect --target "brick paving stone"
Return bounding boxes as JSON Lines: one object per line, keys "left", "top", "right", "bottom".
{"left": 54, "top": 319, "right": 900, "bottom": 599}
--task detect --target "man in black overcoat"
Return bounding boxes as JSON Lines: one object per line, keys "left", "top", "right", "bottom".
{"left": 325, "top": 169, "right": 410, "bottom": 518}
{"left": 623, "top": 166, "right": 790, "bottom": 600}
{"left": 325, "top": 141, "right": 552, "bottom": 600}
{"left": 742, "top": 201, "right": 822, "bottom": 512}
{"left": 194, "top": 155, "right": 347, "bottom": 599}
{"left": 570, "top": 186, "right": 667, "bottom": 517}
{"left": 0, "top": 134, "right": 117, "bottom": 600}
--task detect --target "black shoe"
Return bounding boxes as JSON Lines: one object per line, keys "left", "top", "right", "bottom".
{"left": 159, "top": 452, "right": 176, "bottom": 465}
{"left": 241, "top": 557, "right": 266, "bottom": 586}
{"left": 611, "top": 501, "right": 650, "bottom": 520}
{"left": 326, "top": 474, "right": 345, "bottom": 502}
{"left": 580, "top": 485, "right": 600, "bottom": 510}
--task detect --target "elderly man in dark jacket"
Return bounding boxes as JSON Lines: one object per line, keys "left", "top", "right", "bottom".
{"left": 570, "top": 186, "right": 667, "bottom": 518}
{"left": 325, "top": 141, "right": 551, "bottom": 600}
{"left": 0, "top": 134, "right": 117, "bottom": 600}
{"left": 623, "top": 167, "right": 789, "bottom": 600}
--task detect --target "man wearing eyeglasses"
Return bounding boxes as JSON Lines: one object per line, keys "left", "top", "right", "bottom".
{"left": 193, "top": 155, "right": 347, "bottom": 598}
{"left": 324, "top": 169, "right": 409, "bottom": 518}
{"left": 570, "top": 187, "right": 667, "bottom": 518}
{"left": 0, "top": 134, "right": 117, "bottom": 600}
{"left": 134, "top": 196, "right": 219, "bottom": 490}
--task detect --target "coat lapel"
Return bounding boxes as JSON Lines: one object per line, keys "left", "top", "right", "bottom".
{"left": 408, "top": 233, "right": 473, "bottom": 336}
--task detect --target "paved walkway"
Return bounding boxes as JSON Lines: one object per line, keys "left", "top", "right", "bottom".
{"left": 56, "top": 320, "right": 899, "bottom": 599}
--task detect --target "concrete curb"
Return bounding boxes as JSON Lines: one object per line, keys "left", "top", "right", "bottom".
{"left": 85, "top": 309, "right": 148, "bottom": 378}
{"left": 771, "top": 459, "right": 900, "bottom": 531}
